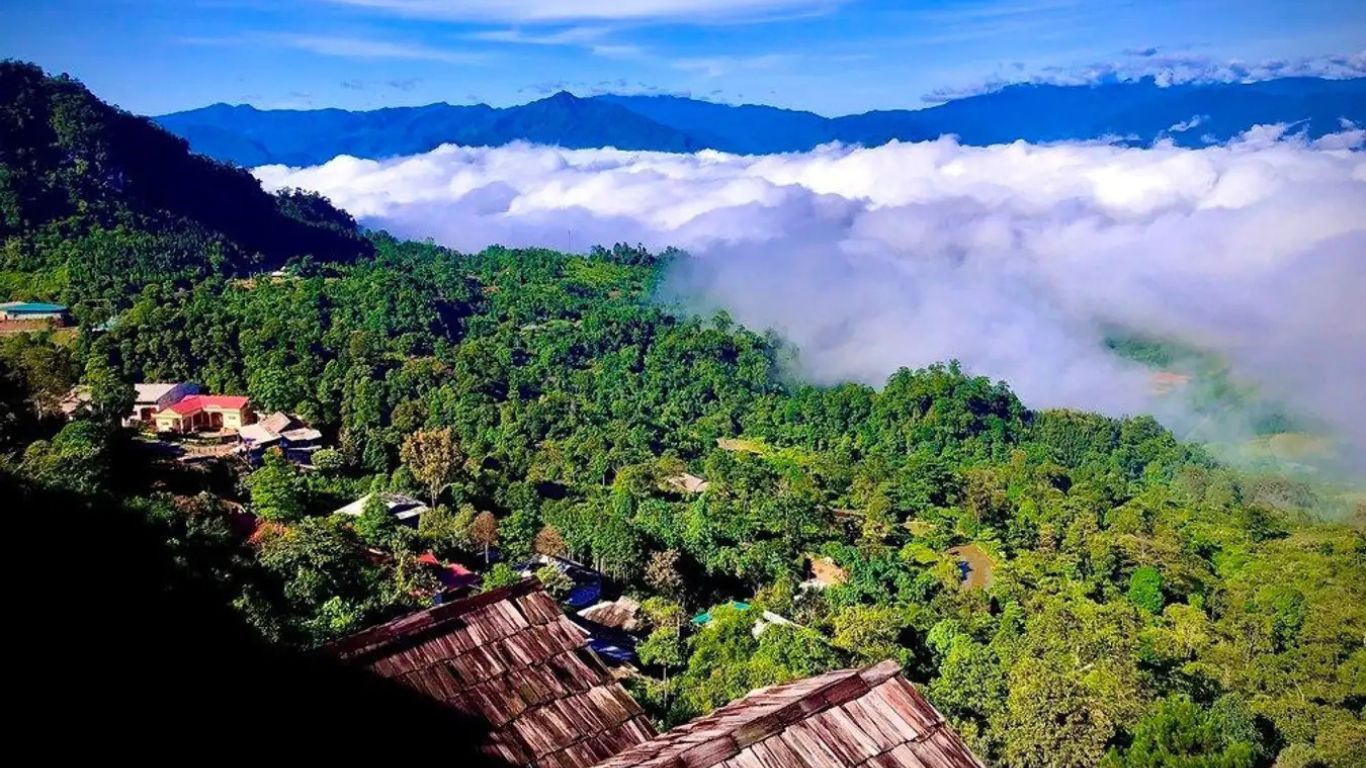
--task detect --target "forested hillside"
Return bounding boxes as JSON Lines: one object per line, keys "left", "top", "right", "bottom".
{"left": 0, "top": 60, "right": 370, "bottom": 316}
{"left": 3, "top": 63, "right": 1364, "bottom": 768}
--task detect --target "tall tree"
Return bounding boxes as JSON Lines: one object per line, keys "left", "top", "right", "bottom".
{"left": 246, "top": 448, "right": 306, "bottom": 522}
{"left": 400, "top": 427, "right": 463, "bottom": 509}
{"left": 83, "top": 341, "right": 134, "bottom": 427}
{"left": 470, "top": 510, "right": 498, "bottom": 565}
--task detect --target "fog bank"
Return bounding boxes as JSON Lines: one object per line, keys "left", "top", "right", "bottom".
{"left": 256, "top": 128, "right": 1366, "bottom": 470}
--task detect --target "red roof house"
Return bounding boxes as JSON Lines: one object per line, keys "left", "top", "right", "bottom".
{"left": 154, "top": 395, "right": 253, "bottom": 433}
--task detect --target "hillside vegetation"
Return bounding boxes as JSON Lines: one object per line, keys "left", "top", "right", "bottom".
{"left": 3, "top": 63, "right": 1363, "bottom": 768}
{"left": 0, "top": 60, "right": 370, "bottom": 315}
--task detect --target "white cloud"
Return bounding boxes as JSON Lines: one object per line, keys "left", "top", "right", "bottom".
{"left": 1167, "top": 114, "right": 1205, "bottom": 133}
{"left": 924, "top": 49, "right": 1366, "bottom": 103}
{"left": 255, "top": 132, "right": 1366, "bottom": 470}
{"left": 673, "top": 53, "right": 794, "bottom": 77}
{"left": 325, "top": 0, "right": 844, "bottom": 23}
{"left": 181, "top": 33, "right": 484, "bottom": 64}
{"left": 467, "top": 25, "right": 647, "bottom": 59}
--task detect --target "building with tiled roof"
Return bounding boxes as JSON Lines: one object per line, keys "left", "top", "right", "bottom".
{"left": 153, "top": 394, "right": 253, "bottom": 433}
{"left": 328, "top": 579, "right": 656, "bottom": 768}
{"left": 592, "top": 660, "right": 984, "bottom": 768}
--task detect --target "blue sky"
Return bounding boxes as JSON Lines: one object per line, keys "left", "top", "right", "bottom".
{"left": 3, "top": 0, "right": 1363, "bottom": 115}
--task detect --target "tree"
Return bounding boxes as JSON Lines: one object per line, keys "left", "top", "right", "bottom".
{"left": 1129, "top": 566, "right": 1165, "bottom": 614}
{"left": 645, "top": 549, "right": 685, "bottom": 598}
{"left": 533, "top": 563, "right": 572, "bottom": 598}
{"left": 82, "top": 342, "right": 134, "bottom": 427}
{"left": 533, "top": 525, "right": 568, "bottom": 558}
{"left": 246, "top": 448, "right": 306, "bottom": 522}
{"left": 995, "top": 659, "right": 1115, "bottom": 768}
{"left": 400, "top": 427, "right": 463, "bottom": 509}
{"left": 355, "top": 479, "right": 395, "bottom": 547}
{"left": 482, "top": 562, "right": 520, "bottom": 592}
{"left": 639, "top": 597, "right": 688, "bottom": 707}
{"left": 254, "top": 516, "right": 388, "bottom": 646}
{"left": 831, "top": 604, "right": 910, "bottom": 665}
{"left": 310, "top": 447, "right": 345, "bottom": 473}
{"left": 19, "top": 419, "right": 110, "bottom": 494}
{"left": 419, "top": 503, "right": 471, "bottom": 555}
{"left": 470, "top": 510, "right": 498, "bottom": 564}
{"left": 1100, "top": 695, "right": 1256, "bottom": 768}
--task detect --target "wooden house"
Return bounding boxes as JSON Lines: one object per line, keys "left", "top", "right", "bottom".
{"left": 592, "top": 659, "right": 985, "bottom": 768}
{"left": 328, "top": 580, "right": 656, "bottom": 768}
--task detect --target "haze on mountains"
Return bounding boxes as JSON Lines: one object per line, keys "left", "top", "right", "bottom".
{"left": 255, "top": 116, "right": 1366, "bottom": 479}
{"left": 157, "top": 77, "right": 1366, "bottom": 166}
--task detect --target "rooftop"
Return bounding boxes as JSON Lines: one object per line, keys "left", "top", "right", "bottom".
{"left": 161, "top": 394, "right": 250, "bottom": 415}
{"left": 592, "top": 660, "right": 984, "bottom": 768}
{"left": 333, "top": 492, "right": 428, "bottom": 522}
{"left": 0, "top": 301, "right": 67, "bottom": 313}
{"left": 134, "top": 383, "right": 185, "bottom": 403}
{"left": 329, "top": 580, "right": 655, "bottom": 767}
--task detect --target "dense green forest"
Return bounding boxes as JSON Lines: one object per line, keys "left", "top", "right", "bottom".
{"left": 3, "top": 61, "right": 1363, "bottom": 768}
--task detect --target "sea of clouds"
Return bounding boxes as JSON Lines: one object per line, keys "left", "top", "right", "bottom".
{"left": 255, "top": 125, "right": 1366, "bottom": 468}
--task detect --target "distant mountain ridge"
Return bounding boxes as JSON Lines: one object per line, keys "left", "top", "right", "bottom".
{"left": 156, "top": 77, "right": 1366, "bottom": 167}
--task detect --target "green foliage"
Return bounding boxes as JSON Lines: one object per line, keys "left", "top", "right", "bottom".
{"left": 245, "top": 448, "right": 306, "bottom": 522}
{"left": 310, "top": 447, "right": 345, "bottom": 473}
{"left": 1129, "top": 566, "right": 1166, "bottom": 614}
{"left": 354, "top": 480, "right": 396, "bottom": 547}
{"left": 81, "top": 340, "right": 134, "bottom": 427}
{"left": 677, "top": 604, "right": 841, "bottom": 720}
{"left": 253, "top": 515, "right": 415, "bottom": 645}
{"left": 19, "top": 418, "right": 112, "bottom": 494}
{"left": 481, "top": 562, "right": 521, "bottom": 592}
{"left": 533, "top": 564, "right": 572, "bottom": 598}
{"left": 1100, "top": 695, "right": 1256, "bottom": 768}
{"left": 1, "top": 69, "right": 1363, "bottom": 766}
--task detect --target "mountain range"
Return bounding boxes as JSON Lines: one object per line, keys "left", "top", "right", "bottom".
{"left": 156, "top": 77, "right": 1366, "bottom": 167}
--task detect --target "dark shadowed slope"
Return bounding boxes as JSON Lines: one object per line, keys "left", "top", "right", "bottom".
{"left": 8, "top": 468, "right": 512, "bottom": 764}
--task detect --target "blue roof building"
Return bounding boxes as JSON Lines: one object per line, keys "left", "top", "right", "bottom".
{"left": 0, "top": 301, "right": 69, "bottom": 322}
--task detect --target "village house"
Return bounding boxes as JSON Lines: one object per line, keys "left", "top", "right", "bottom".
{"left": 333, "top": 492, "right": 429, "bottom": 526}
{"left": 664, "top": 471, "right": 710, "bottom": 494}
{"left": 516, "top": 554, "right": 604, "bottom": 609}
{"left": 57, "top": 386, "right": 90, "bottom": 418}
{"left": 329, "top": 581, "right": 986, "bottom": 768}
{"left": 592, "top": 659, "right": 985, "bottom": 768}
{"left": 327, "top": 580, "right": 657, "bottom": 768}
{"left": 415, "top": 552, "right": 480, "bottom": 599}
{"left": 238, "top": 411, "right": 324, "bottom": 460}
{"left": 0, "top": 301, "right": 69, "bottom": 327}
{"left": 153, "top": 394, "right": 253, "bottom": 434}
{"left": 128, "top": 382, "right": 198, "bottom": 426}
{"left": 576, "top": 596, "right": 645, "bottom": 666}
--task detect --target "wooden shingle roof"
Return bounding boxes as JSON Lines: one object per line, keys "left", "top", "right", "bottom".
{"left": 329, "top": 579, "right": 656, "bottom": 767}
{"left": 591, "top": 660, "right": 984, "bottom": 768}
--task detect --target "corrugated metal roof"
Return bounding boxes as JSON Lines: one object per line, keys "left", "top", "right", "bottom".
{"left": 0, "top": 301, "right": 67, "bottom": 313}
{"left": 160, "top": 395, "right": 250, "bottom": 415}
{"left": 591, "top": 660, "right": 985, "bottom": 768}
{"left": 328, "top": 580, "right": 656, "bottom": 767}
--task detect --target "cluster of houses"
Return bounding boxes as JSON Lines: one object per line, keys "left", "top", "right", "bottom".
{"left": 325, "top": 579, "right": 986, "bottom": 768}
{"left": 60, "top": 379, "right": 326, "bottom": 463}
